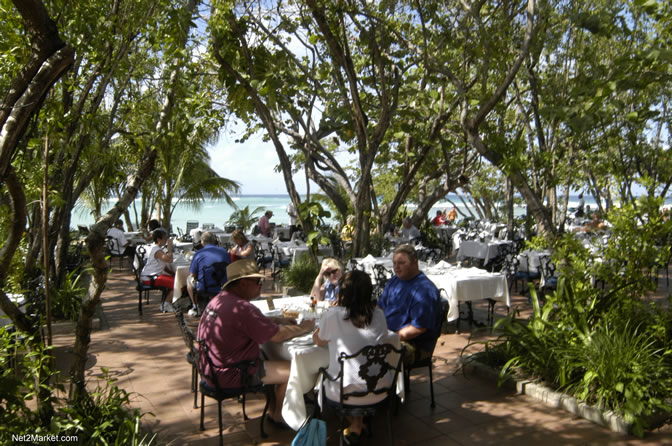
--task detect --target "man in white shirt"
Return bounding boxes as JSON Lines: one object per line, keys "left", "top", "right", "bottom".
{"left": 106, "top": 219, "right": 136, "bottom": 262}
{"left": 286, "top": 202, "right": 298, "bottom": 239}
{"left": 396, "top": 217, "right": 421, "bottom": 240}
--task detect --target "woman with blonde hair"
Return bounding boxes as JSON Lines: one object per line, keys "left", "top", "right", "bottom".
{"left": 228, "top": 229, "right": 254, "bottom": 261}
{"left": 310, "top": 257, "right": 342, "bottom": 304}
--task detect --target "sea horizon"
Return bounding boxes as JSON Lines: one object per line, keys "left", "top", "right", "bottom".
{"left": 71, "top": 193, "right": 670, "bottom": 233}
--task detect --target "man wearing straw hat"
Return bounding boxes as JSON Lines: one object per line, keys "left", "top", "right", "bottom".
{"left": 197, "top": 258, "right": 314, "bottom": 425}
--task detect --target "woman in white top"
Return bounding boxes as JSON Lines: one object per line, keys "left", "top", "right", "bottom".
{"left": 228, "top": 229, "right": 254, "bottom": 261}
{"left": 140, "top": 228, "right": 175, "bottom": 309}
{"left": 314, "top": 270, "right": 393, "bottom": 444}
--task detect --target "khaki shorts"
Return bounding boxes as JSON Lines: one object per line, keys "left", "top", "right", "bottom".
{"left": 401, "top": 341, "right": 433, "bottom": 368}
{"left": 249, "top": 359, "right": 266, "bottom": 386}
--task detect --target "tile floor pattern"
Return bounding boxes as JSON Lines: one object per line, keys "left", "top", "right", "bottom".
{"left": 49, "top": 268, "right": 672, "bottom": 446}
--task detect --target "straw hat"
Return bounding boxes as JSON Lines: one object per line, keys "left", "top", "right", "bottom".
{"left": 222, "top": 258, "right": 265, "bottom": 289}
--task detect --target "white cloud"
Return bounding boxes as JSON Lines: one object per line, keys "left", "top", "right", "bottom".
{"left": 208, "top": 128, "right": 311, "bottom": 195}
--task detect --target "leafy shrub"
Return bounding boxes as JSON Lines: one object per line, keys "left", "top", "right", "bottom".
{"left": 55, "top": 369, "right": 156, "bottom": 445}
{"left": 560, "top": 320, "right": 672, "bottom": 436}
{"left": 52, "top": 269, "right": 88, "bottom": 322}
{"left": 281, "top": 259, "right": 320, "bottom": 294}
{"left": 465, "top": 199, "right": 672, "bottom": 436}
{"left": 0, "top": 329, "right": 156, "bottom": 445}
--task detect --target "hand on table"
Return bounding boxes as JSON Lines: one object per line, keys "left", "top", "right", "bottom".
{"left": 298, "top": 319, "right": 315, "bottom": 333}
{"left": 270, "top": 316, "right": 298, "bottom": 326}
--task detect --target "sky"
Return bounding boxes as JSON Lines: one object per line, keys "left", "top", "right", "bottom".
{"left": 207, "top": 127, "right": 309, "bottom": 195}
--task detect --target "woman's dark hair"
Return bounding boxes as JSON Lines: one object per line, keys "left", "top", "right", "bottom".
{"left": 338, "top": 270, "right": 374, "bottom": 328}
{"left": 152, "top": 228, "right": 167, "bottom": 243}
{"left": 148, "top": 219, "right": 161, "bottom": 231}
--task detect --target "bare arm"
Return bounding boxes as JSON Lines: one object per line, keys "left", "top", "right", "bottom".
{"left": 269, "top": 319, "right": 315, "bottom": 343}
{"left": 154, "top": 239, "right": 173, "bottom": 263}
{"left": 398, "top": 325, "right": 427, "bottom": 342}
{"left": 239, "top": 244, "right": 254, "bottom": 258}
{"left": 313, "top": 328, "right": 328, "bottom": 347}
{"left": 310, "top": 266, "right": 329, "bottom": 300}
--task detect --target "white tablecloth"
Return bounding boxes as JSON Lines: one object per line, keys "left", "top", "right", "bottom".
{"left": 425, "top": 266, "right": 510, "bottom": 322}
{"left": 274, "top": 226, "right": 291, "bottom": 240}
{"left": 275, "top": 242, "right": 334, "bottom": 264}
{"left": 251, "top": 296, "right": 329, "bottom": 430}
{"left": 174, "top": 241, "right": 193, "bottom": 252}
{"left": 457, "top": 240, "right": 513, "bottom": 265}
{"left": 190, "top": 227, "right": 228, "bottom": 244}
{"left": 252, "top": 296, "right": 405, "bottom": 431}
{"left": 215, "top": 233, "right": 233, "bottom": 245}
{"left": 172, "top": 256, "right": 191, "bottom": 299}
{"left": 517, "top": 249, "right": 551, "bottom": 273}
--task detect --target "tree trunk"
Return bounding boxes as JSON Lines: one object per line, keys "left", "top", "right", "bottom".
{"left": 69, "top": 0, "right": 200, "bottom": 399}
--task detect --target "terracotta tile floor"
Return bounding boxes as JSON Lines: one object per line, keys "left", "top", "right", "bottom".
{"left": 51, "top": 266, "right": 672, "bottom": 446}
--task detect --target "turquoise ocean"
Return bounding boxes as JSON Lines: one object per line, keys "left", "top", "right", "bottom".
{"left": 68, "top": 193, "right": 660, "bottom": 233}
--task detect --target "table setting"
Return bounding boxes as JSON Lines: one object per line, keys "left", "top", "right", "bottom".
{"left": 251, "top": 296, "right": 332, "bottom": 430}
{"left": 424, "top": 263, "right": 510, "bottom": 323}
{"left": 273, "top": 241, "right": 334, "bottom": 264}
{"left": 457, "top": 239, "right": 514, "bottom": 265}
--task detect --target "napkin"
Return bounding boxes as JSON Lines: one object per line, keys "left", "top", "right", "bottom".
{"left": 434, "top": 260, "right": 451, "bottom": 269}
{"left": 289, "top": 333, "right": 315, "bottom": 346}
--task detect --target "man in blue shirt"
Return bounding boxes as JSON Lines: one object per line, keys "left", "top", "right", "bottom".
{"left": 378, "top": 244, "right": 441, "bottom": 365}
{"left": 186, "top": 231, "right": 231, "bottom": 316}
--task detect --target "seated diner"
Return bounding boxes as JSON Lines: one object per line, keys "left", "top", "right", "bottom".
{"left": 140, "top": 228, "right": 176, "bottom": 312}
{"left": 197, "top": 259, "right": 314, "bottom": 425}
{"left": 377, "top": 244, "right": 441, "bottom": 366}
{"left": 313, "top": 270, "right": 393, "bottom": 445}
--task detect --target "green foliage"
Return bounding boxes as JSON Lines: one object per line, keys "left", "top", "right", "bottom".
{"left": 298, "top": 201, "right": 331, "bottom": 261}
{"left": 0, "top": 330, "right": 59, "bottom": 442}
{"left": 52, "top": 269, "right": 88, "bottom": 322}
{"left": 227, "top": 205, "right": 264, "bottom": 232}
{"left": 0, "top": 329, "right": 156, "bottom": 445}
{"left": 560, "top": 321, "right": 672, "bottom": 437}
{"left": 54, "top": 369, "right": 156, "bottom": 446}
{"left": 281, "top": 259, "right": 320, "bottom": 294}
{"left": 466, "top": 201, "right": 672, "bottom": 436}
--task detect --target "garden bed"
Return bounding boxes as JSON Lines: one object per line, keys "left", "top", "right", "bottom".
{"left": 460, "top": 356, "right": 669, "bottom": 435}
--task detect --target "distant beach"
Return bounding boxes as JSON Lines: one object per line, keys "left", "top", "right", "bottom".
{"left": 70, "top": 194, "right": 659, "bottom": 233}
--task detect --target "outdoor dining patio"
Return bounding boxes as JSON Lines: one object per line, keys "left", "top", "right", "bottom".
{"left": 48, "top": 266, "right": 672, "bottom": 446}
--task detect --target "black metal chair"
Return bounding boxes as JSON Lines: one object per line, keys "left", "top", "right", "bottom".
{"left": 271, "top": 246, "right": 291, "bottom": 281}
{"left": 254, "top": 242, "right": 274, "bottom": 274}
{"left": 195, "top": 261, "right": 228, "bottom": 306}
{"left": 371, "top": 264, "right": 392, "bottom": 289}
{"left": 500, "top": 252, "right": 528, "bottom": 293}
{"left": 175, "top": 311, "right": 199, "bottom": 409}
{"left": 65, "top": 240, "right": 86, "bottom": 273}
{"left": 132, "top": 246, "right": 170, "bottom": 315}
{"left": 198, "top": 340, "right": 271, "bottom": 446}
{"left": 538, "top": 255, "right": 558, "bottom": 297}
{"left": 348, "top": 258, "right": 365, "bottom": 272}
{"left": 403, "top": 297, "right": 449, "bottom": 409}
{"left": 106, "top": 236, "right": 126, "bottom": 270}
{"left": 319, "top": 343, "right": 405, "bottom": 446}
